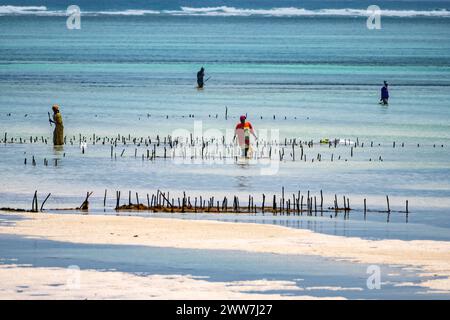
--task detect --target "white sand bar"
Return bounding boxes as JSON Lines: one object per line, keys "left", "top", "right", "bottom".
{"left": 1, "top": 211, "right": 450, "bottom": 298}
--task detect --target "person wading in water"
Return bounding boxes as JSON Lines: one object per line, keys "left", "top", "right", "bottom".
{"left": 197, "top": 67, "right": 205, "bottom": 89}
{"left": 49, "top": 104, "right": 64, "bottom": 146}
{"left": 234, "top": 115, "right": 257, "bottom": 158}
{"left": 380, "top": 81, "right": 389, "bottom": 105}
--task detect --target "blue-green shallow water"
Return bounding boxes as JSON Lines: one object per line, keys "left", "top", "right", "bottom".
{"left": 1, "top": 141, "right": 449, "bottom": 241}
{"left": 1, "top": 2, "right": 450, "bottom": 241}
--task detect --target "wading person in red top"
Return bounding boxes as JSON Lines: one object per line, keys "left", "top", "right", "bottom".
{"left": 234, "top": 115, "right": 257, "bottom": 158}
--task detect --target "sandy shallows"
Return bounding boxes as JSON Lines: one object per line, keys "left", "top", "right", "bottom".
{"left": 1, "top": 211, "right": 450, "bottom": 296}
{"left": 1, "top": 264, "right": 344, "bottom": 300}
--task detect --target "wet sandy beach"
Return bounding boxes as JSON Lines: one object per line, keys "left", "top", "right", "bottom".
{"left": 1, "top": 211, "right": 449, "bottom": 299}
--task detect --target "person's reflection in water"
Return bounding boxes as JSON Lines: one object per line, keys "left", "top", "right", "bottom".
{"left": 234, "top": 174, "right": 251, "bottom": 190}
{"left": 53, "top": 145, "right": 64, "bottom": 153}
{"left": 52, "top": 145, "right": 64, "bottom": 167}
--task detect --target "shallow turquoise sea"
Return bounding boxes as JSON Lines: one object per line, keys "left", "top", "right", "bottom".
{"left": 1, "top": 4, "right": 450, "bottom": 240}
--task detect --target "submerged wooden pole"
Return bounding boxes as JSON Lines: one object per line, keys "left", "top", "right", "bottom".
{"left": 158, "top": 190, "right": 173, "bottom": 208}
{"left": 300, "top": 196, "right": 303, "bottom": 215}
{"left": 406, "top": 200, "right": 409, "bottom": 223}
{"left": 262, "top": 194, "right": 265, "bottom": 214}
{"left": 273, "top": 195, "right": 276, "bottom": 214}
{"left": 79, "top": 191, "right": 93, "bottom": 211}
{"left": 314, "top": 196, "right": 317, "bottom": 216}
{"left": 32, "top": 190, "right": 38, "bottom": 212}
{"left": 115, "top": 191, "right": 121, "bottom": 209}
{"left": 31, "top": 192, "right": 35, "bottom": 212}
{"left": 320, "top": 190, "right": 323, "bottom": 212}
{"left": 40, "top": 193, "right": 51, "bottom": 212}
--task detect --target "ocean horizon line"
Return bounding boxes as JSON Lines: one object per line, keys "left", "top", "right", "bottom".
{"left": 1, "top": 5, "right": 450, "bottom": 18}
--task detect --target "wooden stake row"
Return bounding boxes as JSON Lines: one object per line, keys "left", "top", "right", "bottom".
{"left": 2, "top": 132, "right": 445, "bottom": 150}
{"left": 109, "top": 189, "right": 410, "bottom": 219}
{"left": 0, "top": 189, "right": 411, "bottom": 223}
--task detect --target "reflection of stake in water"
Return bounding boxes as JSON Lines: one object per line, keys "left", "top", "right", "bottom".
{"left": 80, "top": 142, "right": 87, "bottom": 154}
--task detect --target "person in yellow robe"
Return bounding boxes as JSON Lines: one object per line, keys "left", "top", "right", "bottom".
{"left": 49, "top": 104, "right": 64, "bottom": 146}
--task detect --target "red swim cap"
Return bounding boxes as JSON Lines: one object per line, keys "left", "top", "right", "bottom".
{"left": 240, "top": 115, "right": 246, "bottom": 121}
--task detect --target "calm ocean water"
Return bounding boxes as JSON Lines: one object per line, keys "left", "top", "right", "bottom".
{"left": 0, "top": 0, "right": 450, "bottom": 240}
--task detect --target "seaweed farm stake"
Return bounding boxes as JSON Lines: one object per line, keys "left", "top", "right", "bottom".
{"left": 115, "top": 191, "right": 121, "bottom": 209}
{"left": 320, "top": 190, "right": 324, "bottom": 213}
{"left": 364, "top": 198, "right": 367, "bottom": 219}
{"left": 40, "top": 193, "right": 51, "bottom": 212}
{"left": 262, "top": 194, "right": 265, "bottom": 214}
{"left": 31, "top": 190, "right": 38, "bottom": 212}
{"left": 300, "top": 196, "right": 303, "bottom": 215}
{"left": 314, "top": 196, "right": 317, "bottom": 216}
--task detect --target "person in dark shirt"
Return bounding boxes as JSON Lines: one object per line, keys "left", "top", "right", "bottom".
{"left": 380, "top": 81, "right": 389, "bottom": 105}
{"left": 197, "top": 67, "right": 205, "bottom": 88}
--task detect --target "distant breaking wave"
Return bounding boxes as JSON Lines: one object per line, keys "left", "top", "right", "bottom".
{"left": 1, "top": 5, "right": 450, "bottom": 17}
{"left": 0, "top": 6, "right": 160, "bottom": 16}
{"left": 169, "top": 6, "right": 450, "bottom": 17}
{"left": 0, "top": 5, "right": 52, "bottom": 15}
